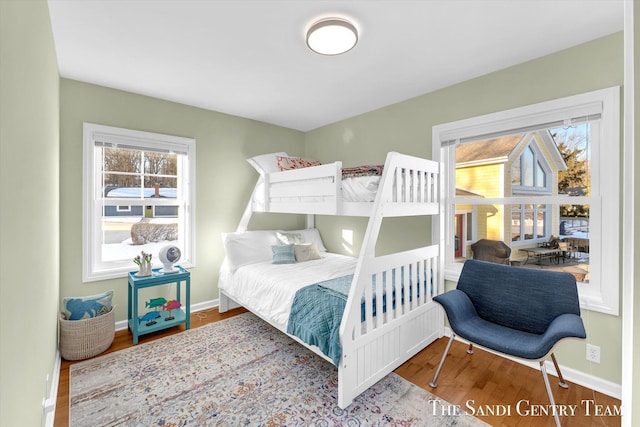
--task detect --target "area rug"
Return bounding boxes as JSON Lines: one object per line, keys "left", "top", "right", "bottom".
{"left": 70, "top": 312, "right": 487, "bottom": 426}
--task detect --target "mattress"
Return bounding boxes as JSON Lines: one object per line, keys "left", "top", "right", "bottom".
{"left": 218, "top": 252, "right": 358, "bottom": 330}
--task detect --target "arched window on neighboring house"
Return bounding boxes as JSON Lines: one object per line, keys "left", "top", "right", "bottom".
{"left": 510, "top": 137, "right": 555, "bottom": 243}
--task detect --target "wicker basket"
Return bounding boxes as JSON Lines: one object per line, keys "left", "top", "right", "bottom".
{"left": 59, "top": 306, "right": 116, "bottom": 361}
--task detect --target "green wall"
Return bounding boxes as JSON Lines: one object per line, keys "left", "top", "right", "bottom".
{"left": 306, "top": 33, "right": 624, "bottom": 386}
{"left": 0, "top": 0, "right": 60, "bottom": 425}
{"left": 59, "top": 79, "right": 306, "bottom": 324}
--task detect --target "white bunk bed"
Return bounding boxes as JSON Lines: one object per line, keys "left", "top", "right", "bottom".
{"left": 218, "top": 151, "right": 444, "bottom": 409}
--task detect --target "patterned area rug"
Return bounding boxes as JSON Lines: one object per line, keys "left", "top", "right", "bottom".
{"left": 70, "top": 312, "right": 487, "bottom": 426}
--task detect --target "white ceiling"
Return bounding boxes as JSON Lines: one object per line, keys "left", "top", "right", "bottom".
{"left": 47, "top": 0, "right": 623, "bottom": 132}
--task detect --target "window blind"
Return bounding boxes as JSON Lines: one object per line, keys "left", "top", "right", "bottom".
{"left": 93, "top": 132, "right": 189, "bottom": 155}
{"left": 440, "top": 106, "right": 602, "bottom": 147}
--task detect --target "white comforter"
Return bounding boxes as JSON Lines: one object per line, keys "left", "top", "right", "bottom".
{"left": 219, "top": 252, "right": 357, "bottom": 330}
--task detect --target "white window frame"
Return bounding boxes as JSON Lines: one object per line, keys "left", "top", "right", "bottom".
{"left": 432, "top": 86, "right": 620, "bottom": 315}
{"left": 83, "top": 123, "right": 196, "bottom": 282}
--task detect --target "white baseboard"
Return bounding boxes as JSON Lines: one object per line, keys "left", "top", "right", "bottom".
{"left": 191, "top": 299, "right": 220, "bottom": 313}
{"left": 443, "top": 327, "right": 621, "bottom": 400}
{"left": 43, "top": 350, "right": 60, "bottom": 427}
{"left": 552, "top": 363, "right": 621, "bottom": 400}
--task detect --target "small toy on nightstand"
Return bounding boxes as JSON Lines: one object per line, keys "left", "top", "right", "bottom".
{"left": 162, "top": 299, "right": 182, "bottom": 321}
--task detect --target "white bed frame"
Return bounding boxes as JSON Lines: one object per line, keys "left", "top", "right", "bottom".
{"left": 219, "top": 151, "right": 444, "bottom": 408}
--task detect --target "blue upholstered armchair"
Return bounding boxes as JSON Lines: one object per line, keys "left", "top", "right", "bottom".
{"left": 429, "top": 259, "right": 586, "bottom": 427}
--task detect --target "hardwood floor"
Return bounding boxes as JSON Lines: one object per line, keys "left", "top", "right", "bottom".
{"left": 395, "top": 338, "right": 621, "bottom": 427}
{"left": 54, "top": 308, "right": 620, "bottom": 426}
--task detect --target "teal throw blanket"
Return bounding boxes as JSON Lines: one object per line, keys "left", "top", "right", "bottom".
{"left": 287, "top": 275, "right": 353, "bottom": 366}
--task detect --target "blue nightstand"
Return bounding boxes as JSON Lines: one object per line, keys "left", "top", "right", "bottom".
{"left": 127, "top": 266, "right": 190, "bottom": 344}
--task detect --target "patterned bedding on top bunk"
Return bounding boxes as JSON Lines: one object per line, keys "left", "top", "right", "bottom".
{"left": 247, "top": 152, "right": 385, "bottom": 203}
{"left": 341, "top": 165, "right": 383, "bottom": 179}
{"left": 248, "top": 152, "right": 384, "bottom": 180}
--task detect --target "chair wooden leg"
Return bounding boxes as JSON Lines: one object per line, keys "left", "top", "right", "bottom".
{"left": 540, "top": 361, "right": 562, "bottom": 427}
{"left": 429, "top": 333, "right": 455, "bottom": 388}
{"left": 551, "top": 353, "right": 569, "bottom": 388}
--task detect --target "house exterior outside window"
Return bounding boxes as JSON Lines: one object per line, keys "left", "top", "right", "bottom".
{"left": 433, "top": 87, "right": 620, "bottom": 315}
{"left": 454, "top": 132, "right": 564, "bottom": 248}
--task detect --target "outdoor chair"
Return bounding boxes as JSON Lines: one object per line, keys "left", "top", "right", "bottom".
{"left": 540, "top": 235, "right": 560, "bottom": 249}
{"left": 557, "top": 240, "right": 573, "bottom": 262}
{"left": 429, "top": 259, "right": 586, "bottom": 427}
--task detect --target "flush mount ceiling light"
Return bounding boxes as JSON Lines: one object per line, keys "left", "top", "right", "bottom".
{"left": 306, "top": 18, "right": 358, "bottom": 55}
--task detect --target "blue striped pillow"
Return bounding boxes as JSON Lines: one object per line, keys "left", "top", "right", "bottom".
{"left": 272, "top": 243, "right": 296, "bottom": 264}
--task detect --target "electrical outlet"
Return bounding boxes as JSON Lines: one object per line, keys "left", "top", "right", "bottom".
{"left": 586, "top": 343, "right": 601, "bottom": 363}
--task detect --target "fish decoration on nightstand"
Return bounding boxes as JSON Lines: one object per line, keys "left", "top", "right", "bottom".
{"left": 145, "top": 297, "right": 167, "bottom": 311}
{"left": 139, "top": 311, "right": 160, "bottom": 326}
{"left": 162, "top": 299, "right": 182, "bottom": 321}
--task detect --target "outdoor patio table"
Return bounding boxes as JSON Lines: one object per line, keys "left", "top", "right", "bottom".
{"left": 520, "top": 247, "right": 560, "bottom": 265}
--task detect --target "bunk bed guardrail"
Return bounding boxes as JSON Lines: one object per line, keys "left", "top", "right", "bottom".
{"left": 338, "top": 244, "right": 441, "bottom": 407}
{"left": 255, "top": 151, "right": 439, "bottom": 217}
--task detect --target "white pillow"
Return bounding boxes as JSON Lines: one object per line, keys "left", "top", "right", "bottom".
{"left": 294, "top": 243, "right": 323, "bottom": 262}
{"left": 280, "top": 228, "right": 328, "bottom": 252}
{"left": 277, "top": 231, "right": 304, "bottom": 245}
{"left": 222, "top": 230, "right": 279, "bottom": 271}
{"left": 246, "top": 152, "right": 288, "bottom": 176}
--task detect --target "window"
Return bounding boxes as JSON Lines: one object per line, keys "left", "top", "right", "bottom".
{"left": 432, "top": 87, "right": 620, "bottom": 315}
{"left": 511, "top": 143, "right": 550, "bottom": 191}
{"left": 509, "top": 139, "right": 554, "bottom": 243}
{"left": 511, "top": 204, "right": 549, "bottom": 242}
{"left": 83, "top": 123, "right": 196, "bottom": 282}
